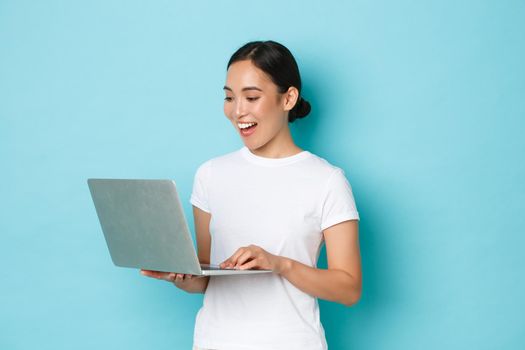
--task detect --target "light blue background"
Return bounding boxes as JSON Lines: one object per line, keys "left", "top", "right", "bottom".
{"left": 1, "top": 1, "right": 524, "bottom": 349}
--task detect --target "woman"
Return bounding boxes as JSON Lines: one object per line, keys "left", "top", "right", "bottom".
{"left": 142, "top": 40, "right": 361, "bottom": 350}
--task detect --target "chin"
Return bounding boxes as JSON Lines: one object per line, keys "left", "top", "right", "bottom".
{"left": 244, "top": 143, "right": 258, "bottom": 151}
{"left": 242, "top": 134, "right": 273, "bottom": 153}
{"left": 241, "top": 139, "right": 256, "bottom": 149}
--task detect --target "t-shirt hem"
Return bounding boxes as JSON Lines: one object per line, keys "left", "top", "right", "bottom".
{"left": 190, "top": 197, "right": 210, "bottom": 213}
{"left": 193, "top": 339, "right": 260, "bottom": 350}
{"left": 193, "top": 338, "right": 327, "bottom": 350}
{"left": 321, "top": 212, "right": 360, "bottom": 231}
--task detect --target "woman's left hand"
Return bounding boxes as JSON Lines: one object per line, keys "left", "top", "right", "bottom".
{"left": 220, "top": 245, "right": 287, "bottom": 274}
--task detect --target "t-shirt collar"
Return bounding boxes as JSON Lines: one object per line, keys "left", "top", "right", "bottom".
{"left": 240, "top": 146, "right": 311, "bottom": 167}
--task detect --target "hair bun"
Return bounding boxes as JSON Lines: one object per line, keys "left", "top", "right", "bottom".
{"left": 290, "top": 97, "right": 311, "bottom": 122}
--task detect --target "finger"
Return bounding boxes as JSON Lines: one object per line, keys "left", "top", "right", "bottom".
{"left": 222, "top": 247, "right": 246, "bottom": 267}
{"left": 220, "top": 260, "right": 234, "bottom": 268}
{"left": 226, "top": 250, "right": 243, "bottom": 267}
{"left": 235, "top": 250, "right": 255, "bottom": 268}
{"left": 141, "top": 270, "right": 164, "bottom": 279}
{"left": 239, "top": 258, "right": 261, "bottom": 270}
{"left": 175, "top": 273, "right": 184, "bottom": 282}
{"left": 140, "top": 269, "right": 155, "bottom": 276}
{"left": 159, "top": 272, "right": 173, "bottom": 281}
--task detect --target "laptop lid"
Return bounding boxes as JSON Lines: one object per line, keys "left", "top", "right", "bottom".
{"left": 87, "top": 179, "right": 271, "bottom": 276}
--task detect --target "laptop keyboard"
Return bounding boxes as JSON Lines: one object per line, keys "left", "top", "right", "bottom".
{"left": 200, "top": 264, "right": 235, "bottom": 271}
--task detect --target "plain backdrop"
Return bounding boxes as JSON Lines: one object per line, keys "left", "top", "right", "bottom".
{"left": 1, "top": 1, "right": 524, "bottom": 349}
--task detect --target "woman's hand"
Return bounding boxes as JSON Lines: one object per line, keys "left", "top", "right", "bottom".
{"left": 140, "top": 269, "right": 197, "bottom": 288}
{"left": 220, "top": 245, "right": 289, "bottom": 274}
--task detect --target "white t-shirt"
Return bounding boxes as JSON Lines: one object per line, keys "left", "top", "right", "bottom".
{"left": 190, "top": 147, "right": 360, "bottom": 350}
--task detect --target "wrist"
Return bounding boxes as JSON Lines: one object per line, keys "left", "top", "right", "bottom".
{"left": 276, "top": 256, "right": 293, "bottom": 275}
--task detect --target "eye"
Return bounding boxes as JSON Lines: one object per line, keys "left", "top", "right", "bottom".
{"left": 247, "top": 97, "right": 260, "bottom": 102}
{"left": 224, "top": 96, "right": 233, "bottom": 102}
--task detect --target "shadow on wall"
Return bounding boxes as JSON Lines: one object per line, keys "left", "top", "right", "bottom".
{"left": 290, "top": 54, "right": 401, "bottom": 349}
{"left": 318, "top": 197, "right": 392, "bottom": 349}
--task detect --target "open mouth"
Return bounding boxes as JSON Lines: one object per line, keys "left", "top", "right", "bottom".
{"left": 238, "top": 122, "right": 258, "bottom": 137}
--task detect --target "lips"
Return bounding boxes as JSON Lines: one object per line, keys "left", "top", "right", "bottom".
{"left": 237, "top": 120, "right": 258, "bottom": 137}
{"left": 239, "top": 123, "right": 257, "bottom": 137}
{"left": 238, "top": 121, "right": 257, "bottom": 129}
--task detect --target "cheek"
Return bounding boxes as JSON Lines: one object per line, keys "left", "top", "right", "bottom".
{"left": 223, "top": 103, "right": 233, "bottom": 120}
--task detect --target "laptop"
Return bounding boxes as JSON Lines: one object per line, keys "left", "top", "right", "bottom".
{"left": 87, "top": 179, "right": 271, "bottom": 276}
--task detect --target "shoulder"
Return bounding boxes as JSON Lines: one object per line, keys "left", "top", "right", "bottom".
{"left": 302, "top": 151, "right": 346, "bottom": 180}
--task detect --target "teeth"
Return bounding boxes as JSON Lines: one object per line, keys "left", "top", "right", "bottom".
{"left": 238, "top": 122, "right": 257, "bottom": 129}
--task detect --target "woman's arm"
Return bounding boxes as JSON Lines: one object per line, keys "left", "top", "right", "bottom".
{"left": 220, "top": 220, "right": 362, "bottom": 306}
{"left": 281, "top": 220, "right": 361, "bottom": 306}
{"left": 141, "top": 206, "right": 211, "bottom": 294}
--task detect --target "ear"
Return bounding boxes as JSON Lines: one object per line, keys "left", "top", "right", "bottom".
{"left": 282, "top": 86, "right": 299, "bottom": 112}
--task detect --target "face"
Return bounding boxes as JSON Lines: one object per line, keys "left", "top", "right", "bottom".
{"left": 223, "top": 60, "right": 297, "bottom": 153}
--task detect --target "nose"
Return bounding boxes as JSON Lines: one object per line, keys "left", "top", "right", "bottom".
{"left": 234, "top": 98, "right": 247, "bottom": 119}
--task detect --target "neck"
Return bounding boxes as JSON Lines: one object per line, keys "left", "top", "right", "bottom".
{"left": 249, "top": 124, "right": 303, "bottom": 158}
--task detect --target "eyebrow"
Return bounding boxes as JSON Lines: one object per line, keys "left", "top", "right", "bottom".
{"left": 223, "top": 86, "right": 263, "bottom": 92}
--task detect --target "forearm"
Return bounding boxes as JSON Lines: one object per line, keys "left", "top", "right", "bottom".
{"left": 278, "top": 258, "right": 361, "bottom": 306}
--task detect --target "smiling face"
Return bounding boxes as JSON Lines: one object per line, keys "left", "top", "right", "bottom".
{"left": 223, "top": 60, "right": 299, "bottom": 157}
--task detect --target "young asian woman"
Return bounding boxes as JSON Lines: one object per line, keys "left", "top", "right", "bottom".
{"left": 141, "top": 40, "right": 361, "bottom": 350}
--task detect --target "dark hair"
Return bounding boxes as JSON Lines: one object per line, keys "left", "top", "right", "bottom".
{"left": 227, "top": 40, "right": 311, "bottom": 123}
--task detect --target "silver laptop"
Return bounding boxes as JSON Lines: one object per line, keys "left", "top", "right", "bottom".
{"left": 87, "top": 179, "right": 271, "bottom": 276}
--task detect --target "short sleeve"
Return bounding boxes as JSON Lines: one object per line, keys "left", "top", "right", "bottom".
{"left": 190, "top": 161, "right": 212, "bottom": 213}
{"left": 320, "top": 168, "right": 360, "bottom": 231}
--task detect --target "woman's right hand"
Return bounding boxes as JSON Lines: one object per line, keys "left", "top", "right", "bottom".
{"left": 140, "top": 269, "right": 197, "bottom": 289}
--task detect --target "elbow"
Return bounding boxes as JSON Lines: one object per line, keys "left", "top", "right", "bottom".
{"left": 342, "top": 286, "right": 362, "bottom": 307}
{"left": 343, "top": 294, "right": 361, "bottom": 307}
{"left": 330, "top": 270, "right": 362, "bottom": 306}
